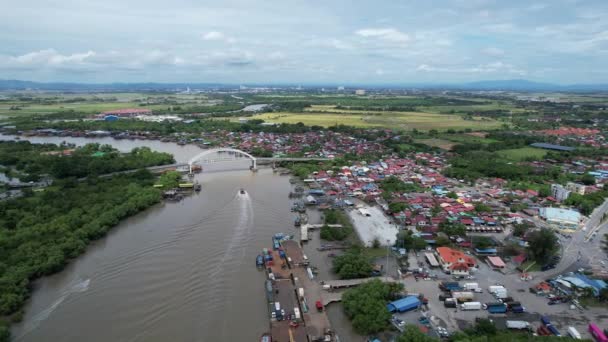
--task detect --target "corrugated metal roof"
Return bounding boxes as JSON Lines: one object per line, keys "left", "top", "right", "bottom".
{"left": 530, "top": 143, "right": 575, "bottom": 151}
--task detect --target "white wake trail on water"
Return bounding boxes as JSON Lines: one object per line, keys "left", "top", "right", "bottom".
{"left": 15, "top": 278, "right": 90, "bottom": 340}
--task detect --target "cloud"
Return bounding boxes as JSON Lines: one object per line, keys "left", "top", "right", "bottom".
{"left": 417, "top": 61, "right": 526, "bottom": 75}
{"left": 481, "top": 47, "right": 504, "bottom": 56}
{"left": 355, "top": 28, "right": 410, "bottom": 44}
{"left": 375, "top": 68, "right": 385, "bottom": 75}
{"left": 202, "top": 31, "right": 235, "bottom": 43}
{"left": 10, "top": 49, "right": 96, "bottom": 66}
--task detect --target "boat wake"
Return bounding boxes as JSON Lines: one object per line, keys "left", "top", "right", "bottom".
{"left": 15, "top": 278, "right": 90, "bottom": 340}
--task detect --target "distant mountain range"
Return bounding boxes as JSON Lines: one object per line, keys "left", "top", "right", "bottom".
{"left": 1, "top": 79, "right": 607, "bottom": 92}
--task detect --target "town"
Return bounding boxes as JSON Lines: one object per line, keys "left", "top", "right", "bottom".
{"left": 0, "top": 86, "right": 607, "bottom": 342}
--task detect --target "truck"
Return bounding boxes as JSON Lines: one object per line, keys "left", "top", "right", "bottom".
{"left": 488, "top": 285, "right": 505, "bottom": 293}
{"left": 487, "top": 304, "right": 507, "bottom": 314}
{"left": 541, "top": 316, "right": 561, "bottom": 337}
{"left": 444, "top": 298, "right": 457, "bottom": 308}
{"left": 567, "top": 326, "right": 582, "bottom": 340}
{"left": 493, "top": 288, "right": 508, "bottom": 299}
{"left": 293, "top": 307, "right": 301, "bottom": 321}
{"left": 440, "top": 281, "right": 462, "bottom": 291}
{"left": 460, "top": 302, "right": 482, "bottom": 310}
{"left": 510, "top": 305, "right": 525, "bottom": 313}
{"left": 298, "top": 288, "right": 305, "bottom": 299}
{"left": 506, "top": 321, "right": 531, "bottom": 330}
{"left": 452, "top": 291, "right": 474, "bottom": 302}
{"left": 464, "top": 283, "right": 480, "bottom": 291}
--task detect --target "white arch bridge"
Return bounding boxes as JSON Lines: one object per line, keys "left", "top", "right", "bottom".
{"left": 187, "top": 148, "right": 330, "bottom": 173}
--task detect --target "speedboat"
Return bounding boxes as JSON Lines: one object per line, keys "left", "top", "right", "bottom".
{"left": 256, "top": 255, "right": 264, "bottom": 268}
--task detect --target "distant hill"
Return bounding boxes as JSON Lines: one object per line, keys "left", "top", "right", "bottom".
{"left": 1, "top": 79, "right": 607, "bottom": 92}
{"left": 459, "top": 79, "right": 608, "bottom": 92}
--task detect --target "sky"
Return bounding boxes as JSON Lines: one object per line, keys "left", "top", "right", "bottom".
{"left": 1, "top": 0, "right": 607, "bottom": 84}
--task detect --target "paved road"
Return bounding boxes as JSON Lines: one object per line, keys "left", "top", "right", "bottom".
{"left": 541, "top": 198, "right": 608, "bottom": 278}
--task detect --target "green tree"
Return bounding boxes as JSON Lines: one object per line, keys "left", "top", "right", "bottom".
{"left": 527, "top": 228, "right": 558, "bottom": 263}
{"left": 439, "top": 221, "right": 466, "bottom": 237}
{"left": 342, "top": 279, "right": 403, "bottom": 335}
{"left": 333, "top": 251, "right": 373, "bottom": 279}
{"left": 158, "top": 170, "right": 182, "bottom": 189}
{"left": 474, "top": 203, "right": 491, "bottom": 213}
{"left": 389, "top": 202, "right": 408, "bottom": 213}
{"left": 446, "top": 191, "right": 458, "bottom": 199}
{"left": 581, "top": 173, "right": 596, "bottom": 185}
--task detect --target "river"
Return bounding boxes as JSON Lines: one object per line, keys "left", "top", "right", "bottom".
{"left": 3, "top": 134, "right": 362, "bottom": 342}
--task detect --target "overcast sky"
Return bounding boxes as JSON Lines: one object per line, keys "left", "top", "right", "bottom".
{"left": 1, "top": 0, "right": 607, "bottom": 84}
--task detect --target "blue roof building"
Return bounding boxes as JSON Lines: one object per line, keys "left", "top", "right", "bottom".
{"left": 540, "top": 207, "right": 581, "bottom": 232}
{"left": 103, "top": 115, "right": 119, "bottom": 121}
{"left": 387, "top": 296, "right": 421, "bottom": 313}
{"left": 530, "top": 143, "right": 575, "bottom": 151}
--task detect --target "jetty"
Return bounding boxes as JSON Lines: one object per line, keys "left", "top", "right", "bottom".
{"left": 262, "top": 238, "right": 335, "bottom": 341}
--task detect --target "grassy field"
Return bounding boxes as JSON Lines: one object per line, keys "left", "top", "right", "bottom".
{"left": 444, "top": 133, "right": 499, "bottom": 144}
{"left": 414, "top": 138, "right": 457, "bottom": 150}
{"left": 0, "top": 102, "right": 174, "bottom": 117}
{"left": 249, "top": 111, "right": 502, "bottom": 131}
{"left": 497, "top": 147, "right": 547, "bottom": 161}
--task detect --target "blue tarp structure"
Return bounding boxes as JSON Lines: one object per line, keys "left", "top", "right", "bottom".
{"left": 387, "top": 296, "right": 421, "bottom": 313}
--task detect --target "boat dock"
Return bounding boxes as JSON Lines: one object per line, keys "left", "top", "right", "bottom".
{"left": 300, "top": 224, "right": 342, "bottom": 241}
{"left": 262, "top": 238, "right": 336, "bottom": 341}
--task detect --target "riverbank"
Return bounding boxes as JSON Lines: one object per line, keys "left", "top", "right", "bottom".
{"left": 0, "top": 172, "right": 163, "bottom": 341}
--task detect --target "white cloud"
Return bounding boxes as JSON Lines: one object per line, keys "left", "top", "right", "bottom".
{"left": 202, "top": 31, "right": 235, "bottom": 43}
{"left": 11, "top": 49, "right": 96, "bottom": 65}
{"left": 416, "top": 61, "right": 526, "bottom": 75}
{"left": 355, "top": 28, "right": 410, "bottom": 44}
{"left": 375, "top": 68, "right": 385, "bottom": 75}
{"left": 481, "top": 47, "right": 504, "bottom": 56}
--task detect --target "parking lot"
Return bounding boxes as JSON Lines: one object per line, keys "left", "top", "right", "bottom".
{"left": 394, "top": 250, "right": 608, "bottom": 339}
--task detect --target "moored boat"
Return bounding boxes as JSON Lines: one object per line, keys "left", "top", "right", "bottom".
{"left": 256, "top": 254, "right": 264, "bottom": 267}
{"left": 260, "top": 333, "right": 272, "bottom": 342}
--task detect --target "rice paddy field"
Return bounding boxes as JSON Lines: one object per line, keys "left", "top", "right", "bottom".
{"left": 249, "top": 110, "right": 503, "bottom": 131}
{"left": 0, "top": 92, "right": 215, "bottom": 117}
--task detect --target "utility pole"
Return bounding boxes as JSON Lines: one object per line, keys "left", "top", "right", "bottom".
{"left": 386, "top": 239, "right": 390, "bottom": 276}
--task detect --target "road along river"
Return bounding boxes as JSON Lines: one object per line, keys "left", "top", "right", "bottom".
{"left": 4, "top": 135, "right": 360, "bottom": 342}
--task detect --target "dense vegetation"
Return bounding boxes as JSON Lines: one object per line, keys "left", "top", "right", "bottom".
{"left": 341, "top": 279, "right": 403, "bottom": 335}
{"left": 565, "top": 188, "right": 608, "bottom": 215}
{"left": 0, "top": 141, "right": 174, "bottom": 181}
{"left": 320, "top": 209, "right": 353, "bottom": 241}
{"left": 332, "top": 249, "right": 373, "bottom": 279}
{"left": 527, "top": 228, "right": 559, "bottom": 263}
{"left": 0, "top": 141, "right": 177, "bottom": 341}
{"left": 0, "top": 172, "right": 161, "bottom": 319}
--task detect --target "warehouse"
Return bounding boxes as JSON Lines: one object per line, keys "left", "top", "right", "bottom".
{"left": 387, "top": 296, "right": 421, "bottom": 313}
{"left": 539, "top": 207, "right": 581, "bottom": 233}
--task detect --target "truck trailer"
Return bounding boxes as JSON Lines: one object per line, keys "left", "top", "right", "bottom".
{"left": 460, "top": 302, "right": 482, "bottom": 310}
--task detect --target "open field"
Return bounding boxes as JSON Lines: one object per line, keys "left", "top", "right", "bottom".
{"left": 414, "top": 138, "right": 457, "bottom": 150}
{"left": 444, "top": 133, "right": 499, "bottom": 144}
{"left": 248, "top": 111, "right": 503, "bottom": 131}
{"left": 0, "top": 102, "right": 172, "bottom": 117}
{"left": 497, "top": 147, "right": 548, "bottom": 161}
